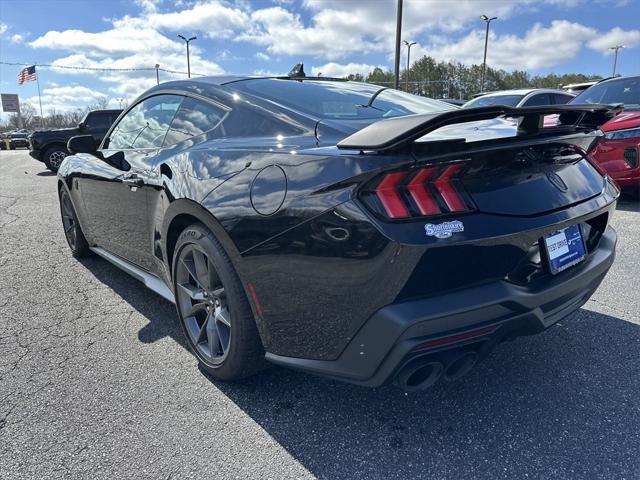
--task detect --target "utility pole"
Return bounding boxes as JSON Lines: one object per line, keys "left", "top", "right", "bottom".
{"left": 393, "top": 0, "right": 403, "bottom": 90}
{"left": 403, "top": 40, "right": 416, "bottom": 92}
{"left": 177, "top": 34, "right": 197, "bottom": 78}
{"left": 610, "top": 45, "right": 625, "bottom": 77}
{"left": 155, "top": 64, "right": 160, "bottom": 85}
{"left": 480, "top": 15, "right": 497, "bottom": 93}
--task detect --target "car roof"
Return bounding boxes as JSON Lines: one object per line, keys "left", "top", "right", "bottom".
{"left": 477, "top": 88, "right": 573, "bottom": 97}
{"left": 595, "top": 75, "right": 640, "bottom": 84}
{"left": 191, "top": 75, "right": 348, "bottom": 86}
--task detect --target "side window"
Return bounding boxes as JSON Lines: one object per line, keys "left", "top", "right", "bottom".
{"left": 108, "top": 95, "right": 183, "bottom": 149}
{"left": 86, "top": 113, "right": 112, "bottom": 129}
{"left": 223, "top": 106, "right": 306, "bottom": 138}
{"left": 523, "top": 93, "right": 551, "bottom": 107}
{"left": 553, "top": 94, "right": 574, "bottom": 105}
{"left": 163, "top": 97, "right": 227, "bottom": 146}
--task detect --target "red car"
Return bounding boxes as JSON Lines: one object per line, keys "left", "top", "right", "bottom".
{"left": 569, "top": 76, "right": 640, "bottom": 191}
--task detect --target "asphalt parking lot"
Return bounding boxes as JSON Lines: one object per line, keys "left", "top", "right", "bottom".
{"left": 0, "top": 149, "right": 639, "bottom": 479}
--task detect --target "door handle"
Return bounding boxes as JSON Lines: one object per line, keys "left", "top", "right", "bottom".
{"left": 122, "top": 174, "right": 144, "bottom": 188}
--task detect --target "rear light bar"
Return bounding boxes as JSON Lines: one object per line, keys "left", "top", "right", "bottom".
{"left": 363, "top": 162, "right": 475, "bottom": 220}
{"left": 412, "top": 325, "right": 498, "bottom": 352}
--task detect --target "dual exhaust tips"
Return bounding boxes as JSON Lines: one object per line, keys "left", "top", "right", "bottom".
{"left": 396, "top": 349, "right": 479, "bottom": 392}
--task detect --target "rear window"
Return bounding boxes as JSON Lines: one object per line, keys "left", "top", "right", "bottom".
{"left": 231, "top": 79, "right": 453, "bottom": 120}
{"left": 463, "top": 95, "right": 525, "bottom": 108}
{"left": 571, "top": 77, "right": 640, "bottom": 111}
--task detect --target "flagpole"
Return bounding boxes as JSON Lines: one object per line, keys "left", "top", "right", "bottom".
{"left": 35, "top": 64, "right": 44, "bottom": 128}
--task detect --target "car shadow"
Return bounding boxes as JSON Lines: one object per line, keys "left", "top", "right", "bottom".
{"left": 79, "top": 256, "right": 640, "bottom": 479}
{"left": 78, "top": 256, "right": 187, "bottom": 349}
{"left": 36, "top": 171, "right": 56, "bottom": 177}
{"left": 617, "top": 191, "right": 639, "bottom": 212}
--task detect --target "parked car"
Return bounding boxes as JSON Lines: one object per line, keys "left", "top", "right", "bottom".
{"left": 562, "top": 80, "right": 600, "bottom": 94}
{"left": 439, "top": 98, "right": 466, "bottom": 107}
{"left": 463, "top": 88, "right": 575, "bottom": 108}
{"left": 29, "top": 109, "right": 122, "bottom": 172}
{"left": 568, "top": 76, "right": 640, "bottom": 192}
{"left": 57, "top": 74, "right": 618, "bottom": 391}
{"left": 9, "top": 132, "right": 30, "bottom": 149}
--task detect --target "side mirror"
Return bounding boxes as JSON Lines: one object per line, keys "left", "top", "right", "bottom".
{"left": 77, "top": 122, "right": 86, "bottom": 132}
{"left": 67, "top": 135, "right": 97, "bottom": 155}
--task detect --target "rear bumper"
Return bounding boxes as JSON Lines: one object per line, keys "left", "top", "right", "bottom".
{"left": 266, "top": 225, "right": 617, "bottom": 387}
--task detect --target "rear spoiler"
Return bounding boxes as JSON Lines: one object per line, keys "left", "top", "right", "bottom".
{"left": 336, "top": 104, "right": 622, "bottom": 151}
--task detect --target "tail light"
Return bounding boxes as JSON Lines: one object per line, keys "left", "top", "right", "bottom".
{"left": 586, "top": 153, "right": 608, "bottom": 177}
{"left": 361, "top": 162, "right": 475, "bottom": 220}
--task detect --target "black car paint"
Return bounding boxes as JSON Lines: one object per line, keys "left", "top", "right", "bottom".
{"left": 29, "top": 109, "right": 122, "bottom": 162}
{"left": 58, "top": 77, "right": 618, "bottom": 384}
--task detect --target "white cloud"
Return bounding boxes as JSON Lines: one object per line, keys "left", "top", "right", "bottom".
{"left": 30, "top": 27, "right": 182, "bottom": 56}
{"left": 587, "top": 27, "right": 640, "bottom": 52}
{"left": 416, "top": 21, "right": 640, "bottom": 70}
{"left": 311, "top": 62, "right": 381, "bottom": 78}
{"left": 0, "top": 23, "right": 7, "bottom": 35}
{"left": 10, "top": 33, "right": 25, "bottom": 43}
{"left": 255, "top": 52, "right": 270, "bottom": 61}
{"left": 116, "top": 1, "right": 249, "bottom": 38}
{"left": 23, "top": 85, "right": 108, "bottom": 114}
{"left": 237, "top": 6, "right": 384, "bottom": 59}
{"left": 47, "top": 52, "right": 224, "bottom": 98}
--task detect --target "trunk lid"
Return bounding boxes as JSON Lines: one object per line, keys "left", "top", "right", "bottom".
{"left": 348, "top": 105, "right": 617, "bottom": 219}
{"left": 457, "top": 143, "right": 604, "bottom": 216}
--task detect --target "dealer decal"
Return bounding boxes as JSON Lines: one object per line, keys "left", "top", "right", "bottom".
{"left": 424, "top": 220, "right": 464, "bottom": 239}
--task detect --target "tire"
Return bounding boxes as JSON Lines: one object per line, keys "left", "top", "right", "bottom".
{"left": 59, "top": 188, "right": 90, "bottom": 258}
{"left": 172, "top": 223, "right": 266, "bottom": 381}
{"left": 44, "top": 145, "right": 69, "bottom": 173}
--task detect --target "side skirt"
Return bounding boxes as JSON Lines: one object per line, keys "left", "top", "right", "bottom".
{"left": 90, "top": 247, "right": 176, "bottom": 304}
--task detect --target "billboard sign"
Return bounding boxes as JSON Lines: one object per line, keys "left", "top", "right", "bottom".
{"left": 1, "top": 94, "right": 20, "bottom": 113}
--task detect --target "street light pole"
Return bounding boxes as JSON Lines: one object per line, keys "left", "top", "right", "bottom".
{"left": 393, "top": 0, "right": 403, "bottom": 90}
{"left": 403, "top": 40, "right": 416, "bottom": 92}
{"left": 177, "top": 34, "right": 197, "bottom": 78}
{"left": 480, "top": 15, "right": 497, "bottom": 93}
{"left": 610, "top": 45, "right": 625, "bottom": 77}
{"left": 155, "top": 64, "right": 160, "bottom": 85}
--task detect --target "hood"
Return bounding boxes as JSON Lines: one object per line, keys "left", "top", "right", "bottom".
{"left": 32, "top": 127, "right": 78, "bottom": 136}
{"left": 601, "top": 110, "right": 640, "bottom": 132}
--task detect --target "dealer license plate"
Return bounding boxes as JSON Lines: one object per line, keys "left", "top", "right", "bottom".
{"left": 543, "top": 224, "right": 587, "bottom": 275}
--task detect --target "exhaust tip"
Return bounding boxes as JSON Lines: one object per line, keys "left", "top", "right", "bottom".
{"left": 396, "top": 360, "right": 444, "bottom": 392}
{"left": 443, "top": 351, "right": 478, "bottom": 381}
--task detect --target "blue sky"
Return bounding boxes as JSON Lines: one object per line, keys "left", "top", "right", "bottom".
{"left": 1, "top": 0, "right": 639, "bottom": 117}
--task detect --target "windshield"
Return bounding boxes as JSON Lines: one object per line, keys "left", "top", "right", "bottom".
{"left": 231, "top": 79, "right": 454, "bottom": 120}
{"left": 463, "top": 94, "right": 525, "bottom": 108}
{"left": 571, "top": 77, "right": 640, "bottom": 111}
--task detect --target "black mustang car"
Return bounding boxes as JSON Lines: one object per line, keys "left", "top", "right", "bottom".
{"left": 57, "top": 72, "right": 619, "bottom": 391}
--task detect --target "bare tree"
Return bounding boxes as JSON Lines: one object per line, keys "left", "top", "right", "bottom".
{"left": 7, "top": 103, "right": 37, "bottom": 129}
{"left": 88, "top": 96, "right": 110, "bottom": 111}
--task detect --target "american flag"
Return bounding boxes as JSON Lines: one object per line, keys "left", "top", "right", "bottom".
{"left": 18, "top": 65, "right": 37, "bottom": 85}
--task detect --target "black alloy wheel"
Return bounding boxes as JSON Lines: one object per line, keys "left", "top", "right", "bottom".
{"left": 173, "top": 224, "right": 265, "bottom": 381}
{"left": 59, "top": 189, "right": 90, "bottom": 257}
{"left": 45, "top": 146, "right": 68, "bottom": 173}
{"left": 175, "top": 244, "right": 232, "bottom": 364}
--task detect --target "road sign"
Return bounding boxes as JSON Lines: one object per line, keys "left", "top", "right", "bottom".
{"left": 1, "top": 94, "right": 20, "bottom": 113}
